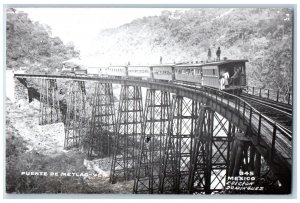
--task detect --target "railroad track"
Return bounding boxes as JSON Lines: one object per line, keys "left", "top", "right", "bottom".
{"left": 240, "top": 94, "right": 292, "bottom": 132}
{"left": 16, "top": 75, "right": 293, "bottom": 135}
{"left": 242, "top": 91, "right": 292, "bottom": 111}
{"left": 173, "top": 81, "right": 293, "bottom": 133}
{"left": 240, "top": 93, "right": 292, "bottom": 113}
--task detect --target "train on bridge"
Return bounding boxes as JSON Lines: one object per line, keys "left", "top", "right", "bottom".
{"left": 61, "top": 59, "right": 248, "bottom": 95}
{"left": 13, "top": 57, "right": 292, "bottom": 193}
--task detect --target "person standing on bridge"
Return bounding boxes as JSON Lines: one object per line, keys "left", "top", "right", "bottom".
{"left": 223, "top": 71, "right": 230, "bottom": 87}
{"left": 230, "top": 68, "right": 241, "bottom": 85}
{"left": 207, "top": 48, "right": 212, "bottom": 62}
{"left": 216, "top": 47, "right": 221, "bottom": 61}
{"left": 160, "top": 56, "right": 163, "bottom": 64}
{"left": 219, "top": 75, "right": 225, "bottom": 90}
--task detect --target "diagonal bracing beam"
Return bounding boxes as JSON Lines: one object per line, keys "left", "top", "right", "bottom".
{"left": 110, "top": 85, "right": 143, "bottom": 183}
{"left": 159, "top": 95, "right": 199, "bottom": 194}
{"left": 39, "top": 79, "right": 61, "bottom": 125}
{"left": 188, "top": 104, "right": 213, "bottom": 194}
{"left": 209, "top": 112, "right": 234, "bottom": 193}
{"left": 189, "top": 109, "right": 238, "bottom": 194}
{"left": 133, "top": 89, "right": 171, "bottom": 194}
{"left": 88, "top": 82, "right": 116, "bottom": 158}
{"left": 64, "top": 80, "right": 87, "bottom": 149}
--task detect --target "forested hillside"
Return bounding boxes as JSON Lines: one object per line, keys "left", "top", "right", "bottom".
{"left": 6, "top": 8, "right": 293, "bottom": 94}
{"left": 6, "top": 9, "right": 79, "bottom": 74}
{"left": 93, "top": 8, "right": 293, "bottom": 93}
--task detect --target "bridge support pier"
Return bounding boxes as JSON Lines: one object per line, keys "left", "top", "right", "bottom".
{"left": 159, "top": 99, "right": 236, "bottom": 194}
{"left": 39, "top": 79, "right": 61, "bottom": 125}
{"left": 133, "top": 89, "right": 171, "bottom": 194}
{"left": 64, "top": 80, "right": 86, "bottom": 149}
{"left": 187, "top": 104, "right": 213, "bottom": 194}
{"left": 159, "top": 96, "right": 200, "bottom": 194}
{"left": 87, "top": 82, "right": 116, "bottom": 158}
{"left": 228, "top": 133, "right": 262, "bottom": 177}
{"left": 110, "top": 85, "right": 143, "bottom": 183}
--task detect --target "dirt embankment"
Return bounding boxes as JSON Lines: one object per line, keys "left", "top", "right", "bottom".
{"left": 6, "top": 97, "right": 133, "bottom": 194}
{"left": 7, "top": 98, "right": 65, "bottom": 155}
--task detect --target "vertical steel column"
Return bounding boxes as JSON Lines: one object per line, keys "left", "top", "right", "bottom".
{"left": 228, "top": 134, "right": 284, "bottom": 193}
{"left": 225, "top": 123, "right": 235, "bottom": 178}
{"left": 254, "top": 150, "right": 262, "bottom": 177}
{"left": 189, "top": 111, "right": 234, "bottom": 194}
{"left": 39, "top": 79, "right": 61, "bottom": 125}
{"left": 229, "top": 134, "right": 262, "bottom": 177}
{"left": 187, "top": 104, "right": 212, "bottom": 194}
{"left": 88, "top": 82, "right": 116, "bottom": 158}
{"left": 110, "top": 85, "right": 143, "bottom": 183}
{"left": 160, "top": 96, "right": 199, "bottom": 194}
{"left": 64, "top": 80, "right": 86, "bottom": 149}
{"left": 133, "top": 89, "right": 171, "bottom": 194}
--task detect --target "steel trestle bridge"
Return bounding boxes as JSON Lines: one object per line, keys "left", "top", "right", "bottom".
{"left": 14, "top": 73, "right": 293, "bottom": 194}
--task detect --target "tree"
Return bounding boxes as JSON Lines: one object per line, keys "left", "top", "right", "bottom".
{"left": 92, "top": 8, "right": 292, "bottom": 92}
{"left": 6, "top": 9, "right": 80, "bottom": 73}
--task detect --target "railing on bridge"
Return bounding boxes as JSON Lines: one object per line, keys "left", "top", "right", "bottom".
{"left": 246, "top": 86, "right": 292, "bottom": 105}
{"left": 14, "top": 73, "right": 292, "bottom": 190}
{"left": 202, "top": 86, "right": 292, "bottom": 165}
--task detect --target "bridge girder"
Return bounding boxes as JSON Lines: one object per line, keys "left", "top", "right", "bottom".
{"left": 16, "top": 75, "right": 291, "bottom": 194}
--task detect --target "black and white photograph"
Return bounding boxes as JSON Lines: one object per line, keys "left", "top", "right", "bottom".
{"left": 4, "top": 4, "right": 294, "bottom": 196}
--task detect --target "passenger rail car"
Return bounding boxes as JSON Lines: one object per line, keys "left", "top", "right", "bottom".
{"left": 175, "top": 64, "right": 202, "bottom": 84}
{"left": 152, "top": 65, "right": 175, "bottom": 81}
{"left": 87, "top": 67, "right": 101, "bottom": 76}
{"left": 58, "top": 59, "right": 248, "bottom": 95}
{"left": 176, "top": 59, "right": 248, "bottom": 94}
{"left": 127, "top": 66, "right": 152, "bottom": 79}
{"left": 201, "top": 60, "right": 248, "bottom": 94}
{"left": 107, "top": 66, "right": 127, "bottom": 77}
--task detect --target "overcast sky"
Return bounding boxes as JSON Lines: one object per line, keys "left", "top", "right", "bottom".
{"left": 18, "top": 8, "right": 176, "bottom": 57}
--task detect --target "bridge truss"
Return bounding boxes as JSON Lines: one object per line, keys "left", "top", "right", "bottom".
{"left": 88, "top": 82, "right": 116, "bottom": 158}
{"left": 64, "top": 80, "right": 86, "bottom": 149}
{"left": 15, "top": 75, "right": 292, "bottom": 194}
{"left": 39, "top": 79, "right": 61, "bottom": 125}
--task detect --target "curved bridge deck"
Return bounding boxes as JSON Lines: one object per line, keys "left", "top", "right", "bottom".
{"left": 13, "top": 73, "right": 293, "bottom": 189}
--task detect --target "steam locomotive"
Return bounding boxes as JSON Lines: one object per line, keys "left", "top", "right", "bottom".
{"left": 61, "top": 59, "right": 87, "bottom": 76}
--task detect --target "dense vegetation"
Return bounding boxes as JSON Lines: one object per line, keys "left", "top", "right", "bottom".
{"left": 6, "top": 8, "right": 293, "bottom": 94}
{"left": 6, "top": 8, "right": 293, "bottom": 193}
{"left": 6, "top": 8, "right": 79, "bottom": 74}
{"left": 93, "top": 8, "right": 293, "bottom": 94}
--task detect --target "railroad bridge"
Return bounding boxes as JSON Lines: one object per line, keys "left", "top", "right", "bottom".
{"left": 13, "top": 74, "right": 293, "bottom": 194}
